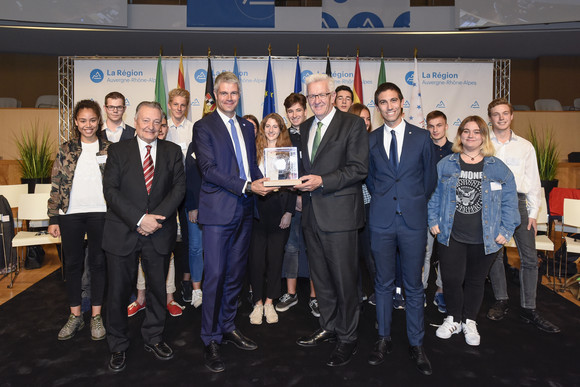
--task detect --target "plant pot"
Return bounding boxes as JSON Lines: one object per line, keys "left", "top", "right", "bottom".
{"left": 21, "top": 177, "right": 51, "bottom": 194}
{"left": 541, "top": 179, "right": 559, "bottom": 215}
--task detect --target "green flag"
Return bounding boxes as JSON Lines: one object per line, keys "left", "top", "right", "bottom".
{"left": 372, "top": 56, "right": 387, "bottom": 130}
{"left": 155, "top": 53, "right": 167, "bottom": 115}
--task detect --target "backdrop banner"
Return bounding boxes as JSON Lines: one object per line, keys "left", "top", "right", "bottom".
{"left": 74, "top": 57, "right": 493, "bottom": 140}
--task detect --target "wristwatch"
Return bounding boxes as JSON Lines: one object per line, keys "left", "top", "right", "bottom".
{"left": 245, "top": 182, "right": 253, "bottom": 195}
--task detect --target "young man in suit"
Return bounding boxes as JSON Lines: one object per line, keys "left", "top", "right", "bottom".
{"left": 193, "top": 71, "right": 275, "bottom": 373}
{"left": 103, "top": 101, "right": 185, "bottom": 372}
{"left": 294, "top": 73, "right": 368, "bottom": 367}
{"left": 366, "top": 82, "right": 437, "bottom": 375}
{"left": 102, "top": 91, "right": 135, "bottom": 143}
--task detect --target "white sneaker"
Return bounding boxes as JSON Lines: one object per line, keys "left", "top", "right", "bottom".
{"left": 250, "top": 304, "right": 263, "bottom": 325}
{"left": 463, "top": 319, "right": 480, "bottom": 346}
{"left": 191, "top": 289, "right": 203, "bottom": 308}
{"left": 436, "top": 316, "right": 461, "bottom": 339}
{"left": 264, "top": 304, "right": 278, "bottom": 324}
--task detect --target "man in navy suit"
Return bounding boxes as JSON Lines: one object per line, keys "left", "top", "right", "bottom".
{"left": 193, "top": 71, "right": 276, "bottom": 373}
{"left": 366, "top": 82, "right": 437, "bottom": 375}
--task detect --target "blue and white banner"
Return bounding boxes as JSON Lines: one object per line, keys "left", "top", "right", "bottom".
{"left": 322, "top": 0, "right": 410, "bottom": 29}
{"left": 74, "top": 57, "right": 492, "bottom": 141}
{"left": 187, "top": 0, "right": 274, "bottom": 28}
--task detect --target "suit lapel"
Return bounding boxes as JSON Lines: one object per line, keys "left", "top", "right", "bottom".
{"left": 312, "top": 111, "right": 340, "bottom": 163}
{"left": 211, "top": 112, "right": 237, "bottom": 157}
{"left": 300, "top": 117, "right": 314, "bottom": 172}
{"left": 150, "top": 140, "right": 165, "bottom": 194}
{"left": 398, "top": 122, "right": 414, "bottom": 173}
{"left": 129, "top": 138, "right": 149, "bottom": 195}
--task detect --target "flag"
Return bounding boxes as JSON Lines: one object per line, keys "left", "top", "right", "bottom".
{"left": 154, "top": 52, "right": 167, "bottom": 115}
{"left": 233, "top": 55, "right": 243, "bottom": 116}
{"left": 407, "top": 56, "right": 425, "bottom": 128}
{"left": 372, "top": 56, "right": 386, "bottom": 130}
{"left": 353, "top": 55, "right": 363, "bottom": 104}
{"left": 326, "top": 55, "right": 332, "bottom": 77}
{"left": 203, "top": 57, "right": 216, "bottom": 117}
{"left": 294, "top": 55, "right": 302, "bottom": 94}
{"left": 177, "top": 53, "right": 185, "bottom": 89}
{"left": 263, "top": 55, "right": 275, "bottom": 118}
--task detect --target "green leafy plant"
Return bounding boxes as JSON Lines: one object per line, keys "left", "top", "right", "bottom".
{"left": 14, "top": 121, "right": 54, "bottom": 179}
{"left": 529, "top": 126, "right": 559, "bottom": 181}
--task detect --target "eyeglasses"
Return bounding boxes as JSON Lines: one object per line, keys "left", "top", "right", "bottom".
{"left": 105, "top": 105, "right": 125, "bottom": 111}
{"left": 307, "top": 93, "right": 332, "bottom": 101}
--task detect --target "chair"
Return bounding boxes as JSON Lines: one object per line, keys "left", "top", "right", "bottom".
{"left": 34, "top": 183, "right": 52, "bottom": 194}
{"left": 561, "top": 198, "right": 580, "bottom": 293}
{"left": 11, "top": 193, "right": 61, "bottom": 287}
{"left": 0, "top": 184, "right": 29, "bottom": 210}
{"left": 35, "top": 95, "right": 59, "bottom": 108}
{"left": 505, "top": 188, "right": 556, "bottom": 289}
{"left": 534, "top": 99, "right": 563, "bottom": 111}
{"left": 574, "top": 98, "right": 580, "bottom": 111}
{"left": 0, "top": 98, "right": 21, "bottom": 108}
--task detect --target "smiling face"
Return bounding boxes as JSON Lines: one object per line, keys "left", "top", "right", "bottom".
{"left": 286, "top": 102, "right": 307, "bottom": 128}
{"left": 460, "top": 120, "right": 484, "bottom": 153}
{"left": 75, "top": 108, "right": 100, "bottom": 143}
{"left": 335, "top": 90, "right": 353, "bottom": 112}
{"left": 264, "top": 117, "right": 281, "bottom": 145}
{"left": 427, "top": 116, "right": 448, "bottom": 142}
{"left": 167, "top": 96, "right": 187, "bottom": 123}
{"left": 307, "top": 80, "right": 335, "bottom": 120}
{"left": 135, "top": 105, "right": 162, "bottom": 144}
{"left": 489, "top": 104, "right": 513, "bottom": 133}
{"left": 215, "top": 81, "right": 240, "bottom": 118}
{"left": 377, "top": 89, "right": 404, "bottom": 128}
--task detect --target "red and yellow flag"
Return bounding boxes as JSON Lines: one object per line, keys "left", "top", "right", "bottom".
{"left": 353, "top": 54, "right": 363, "bottom": 104}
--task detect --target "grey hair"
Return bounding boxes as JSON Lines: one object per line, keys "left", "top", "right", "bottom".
{"left": 135, "top": 101, "right": 164, "bottom": 119}
{"left": 214, "top": 71, "right": 240, "bottom": 94}
{"left": 305, "top": 73, "right": 335, "bottom": 93}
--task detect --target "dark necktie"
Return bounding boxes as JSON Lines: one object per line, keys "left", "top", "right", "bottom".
{"left": 389, "top": 129, "right": 398, "bottom": 170}
{"left": 229, "top": 119, "right": 247, "bottom": 180}
{"left": 143, "top": 145, "right": 154, "bottom": 194}
{"left": 311, "top": 121, "right": 323, "bottom": 160}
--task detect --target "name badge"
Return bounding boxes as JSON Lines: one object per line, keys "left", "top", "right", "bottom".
{"left": 96, "top": 155, "right": 108, "bottom": 164}
{"left": 490, "top": 182, "right": 502, "bottom": 191}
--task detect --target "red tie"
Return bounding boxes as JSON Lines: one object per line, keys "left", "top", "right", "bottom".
{"left": 143, "top": 145, "right": 154, "bottom": 194}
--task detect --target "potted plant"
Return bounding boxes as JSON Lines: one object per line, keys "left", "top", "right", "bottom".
{"left": 14, "top": 120, "right": 54, "bottom": 193}
{"left": 529, "top": 126, "right": 560, "bottom": 201}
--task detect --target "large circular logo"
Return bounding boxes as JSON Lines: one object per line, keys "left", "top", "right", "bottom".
{"left": 194, "top": 69, "right": 207, "bottom": 84}
{"left": 301, "top": 70, "right": 313, "bottom": 83}
{"left": 348, "top": 12, "right": 384, "bottom": 28}
{"left": 405, "top": 71, "right": 415, "bottom": 86}
{"left": 234, "top": 0, "right": 275, "bottom": 21}
{"left": 322, "top": 12, "right": 339, "bottom": 28}
{"left": 90, "top": 69, "right": 104, "bottom": 83}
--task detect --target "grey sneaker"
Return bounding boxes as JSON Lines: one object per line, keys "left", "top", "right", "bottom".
{"left": 90, "top": 314, "right": 106, "bottom": 341}
{"left": 275, "top": 293, "right": 298, "bottom": 312}
{"left": 58, "top": 314, "right": 85, "bottom": 341}
{"left": 309, "top": 298, "right": 320, "bottom": 318}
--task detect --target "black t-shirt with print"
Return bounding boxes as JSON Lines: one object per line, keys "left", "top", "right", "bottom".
{"left": 451, "top": 158, "right": 484, "bottom": 244}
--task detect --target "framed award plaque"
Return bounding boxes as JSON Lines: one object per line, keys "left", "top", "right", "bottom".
{"left": 263, "top": 147, "right": 301, "bottom": 187}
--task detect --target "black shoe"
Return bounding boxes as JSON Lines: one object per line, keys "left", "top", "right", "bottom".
{"left": 223, "top": 329, "right": 258, "bottom": 350}
{"left": 109, "top": 351, "right": 126, "bottom": 372}
{"left": 327, "top": 342, "right": 358, "bottom": 367}
{"left": 204, "top": 341, "right": 225, "bottom": 373}
{"left": 409, "top": 346, "right": 432, "bottom": 376}
{"left": 520, "top": 309, "right": 561, "bottom": 333}
{"left": 487, "top": 300, "right": 509, "bottom": 321}
{"left": 144, "top": 342, "right": 174, "bottom": 360}
{"left": 368, "top": 337, "right": 393, "bottom": 366}
{"left": 296, "top": 328, "right": 336, "bottom": 347}
{"left": 181, "top": 281, "right": 193, "bottom": 303}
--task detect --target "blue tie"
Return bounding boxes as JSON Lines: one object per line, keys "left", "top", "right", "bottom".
{"left": 389, "top": 129, "right": 398, "bottom": 170}
{"left": 229, "top": 119, "right": 247, "bottom": 180}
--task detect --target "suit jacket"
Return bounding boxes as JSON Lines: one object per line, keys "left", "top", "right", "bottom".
{"left": 184, "top": 141, "right": 202, "bottom": 212}
{"left": 300, "top": 109, "right": 368, "bottom": 233}
{"left": 102, "top": 137, "right": 185, "bottom": 256}
{"left": 367, "top": 121, "right": 437, "bottom": 230}
{"left": 120, "top": 124, "right": 136, "bottom": 141}
{"left": 193, "top": 111, "right": 262, "bottom": 226}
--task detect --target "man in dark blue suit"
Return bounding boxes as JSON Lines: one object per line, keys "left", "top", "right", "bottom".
{"left": 193, "top": 71, "right": 276, "bottom": 373}
{"left": 366, "top": 82, "right": 437, "bottom": 375}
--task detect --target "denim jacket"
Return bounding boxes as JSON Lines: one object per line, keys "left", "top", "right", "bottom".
{"left": 427, "top": 153, "right": 520, "bottom": 255}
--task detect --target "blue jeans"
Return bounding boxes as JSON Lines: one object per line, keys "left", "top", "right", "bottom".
{"left": 488, "top": 196, "right": 537, "bottom": 309}
{"left": 188, "top": 220, "right": 203, "bottom": 283}
{"left": 282, "top": 211, "right": 309, "bottom": 278}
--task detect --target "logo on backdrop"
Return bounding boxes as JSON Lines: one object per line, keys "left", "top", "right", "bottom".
{"left": 436, "top": 101, "right": 446, "bottom": 108}
{"left": 195, "top": 69, "right": 207, "bottom": 84}
{"left": 90, "top": 69, "right": 104, "bottom": 83}
{"left": 322, "top": 12, "right": 339, "bottom": 28}
{"left": 368, "top": 100, "right": 375, "bottom": 108}
{"left": 405, "top": 71, "right": 416, "bottom": 86}
{"left": 348, "top": 12, "right": 384, "bottom": 28}
{"left": 453, "top": 119, "right": 462, "bottom": 126}
{"left": 192, "top": 98, "right": 201, "bottom": 107}
{"left": 403, "top": 100, "right": 410, "bottom": 108}
{"left": 301, "top": 70, "right": 313, "bottom": 82}
{"left": 470, "top": 101, "right": 480, "bottom": 108}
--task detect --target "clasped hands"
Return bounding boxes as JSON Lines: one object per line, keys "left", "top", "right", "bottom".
{"left": 137, "top": 214, "right": 166, "bottom": 236}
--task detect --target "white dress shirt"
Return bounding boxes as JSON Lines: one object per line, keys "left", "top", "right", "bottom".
{"left": 491, "top": 130, "right": 542, "bottom": 219}
{"left": 166, "top": 117, "right": 193, "bottom": 157}
{"left": 382, "top": 120, "right": 406, "bottom": 161}
{"left": 216, "top": 109, "right": 250, "bottom": 189}
{"left": 136, "top": 136, "right": 158, "bottom": 226}
{"left": 103, "top": 122, "right": 127, "bottom": 143}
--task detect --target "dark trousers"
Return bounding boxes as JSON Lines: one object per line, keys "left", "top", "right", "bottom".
{"left": 106, "top": 237, "right": 170, "bottom": 352}
{"left": 249, "top": 219, "right": 290, "bottom": 303}
{"left": 59, "top": 212, "right": 106, "bottom": 307}
{"left": 302, "top": 205, "right": 360, "bottom": 343}
{"left": 371, "top": 215, "right": 426, "bottom": 346}
{"left": 438, "top": 237, "right": 497, "bottom": 322}
{"left": 176, "top": 200, "right": 189, "bottom": 274}
{"left": 201, "top": 197, "right": 253, "bottom": 346}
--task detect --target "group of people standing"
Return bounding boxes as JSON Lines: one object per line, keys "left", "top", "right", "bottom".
{"left": 47, "top": 71, "right": 560, "bottom": 376}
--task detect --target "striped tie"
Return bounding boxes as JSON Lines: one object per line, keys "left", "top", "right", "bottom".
{"left": 143, "top": 145, "right": 154, "bottom": 194}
